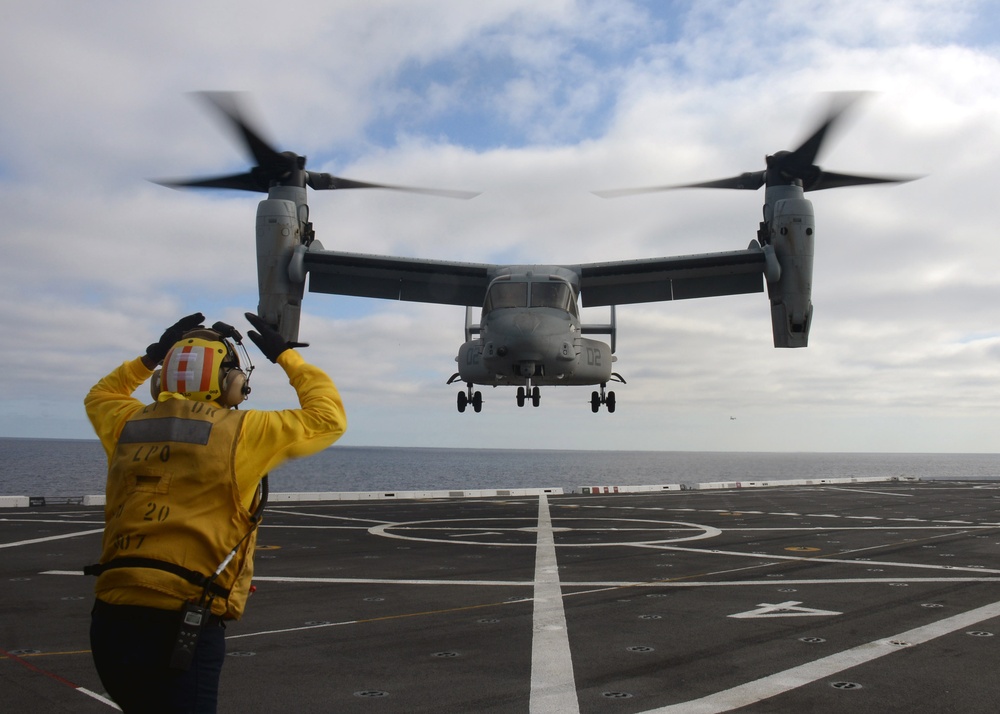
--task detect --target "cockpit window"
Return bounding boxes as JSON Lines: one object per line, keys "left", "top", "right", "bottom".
{"left": 531, "top": 282, "right": 571, "bottom": 310}
{"left": 483, "top": 279, "right": 579, "bottom": 317}
{"left": 483, "top": 282, "right": 527, "bottom": 313}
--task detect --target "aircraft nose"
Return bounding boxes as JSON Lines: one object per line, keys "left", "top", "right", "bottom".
{"left": 512, "top": 313, "right": 541, "bottom": 333}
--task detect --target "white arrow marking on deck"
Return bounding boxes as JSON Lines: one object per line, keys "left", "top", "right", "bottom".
{"left": 728, "top": 600, "right": 842, "bottom": 619}
{"left": 529, "top": 492, "right": 579, "bottom": 714}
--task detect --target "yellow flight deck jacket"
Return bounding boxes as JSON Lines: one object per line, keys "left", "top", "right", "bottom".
{"left": 85, "top": 349, "right": 346, "bottom": 618}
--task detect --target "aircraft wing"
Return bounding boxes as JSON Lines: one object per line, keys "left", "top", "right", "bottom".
{"left": 302, "top": 243, "right": 767, "bottom": 309}
{"left": 302, "top": 249, "right": 493, "bottom": 307}
{"left": 576, "top": 246, "right": 767, "bottom": 307}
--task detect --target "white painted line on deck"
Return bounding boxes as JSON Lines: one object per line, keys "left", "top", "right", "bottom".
{"left": 265, "top": 509, "right": 396, "bottom": 525}
{"left": 0, "top": 528, "right": 104, "bottom": 549}
{"left": 638, "top": 598, "right": 1000, "bottom": 713}
{"left": 825, "top": 487, "right": 914, "bottom": 497}
{"left": 44, "top": 570, "right": 1000, "bottom": 589}
{"left": 78, "top": 686, "right": 121, "bottom": 709}
{"left": 1, "top": 645, "right": 122, "bottom": 710}
{"left": 243, "top": 575, "right": 530, "bottom": 586}
{"left": 640, "top": 542, "right": 1000, "bottom": 575}
{"left": 722, "top": 526, "right": 992, "bottom": 531}
{"left": 0, "top": 518, "right": 104, "bottom": 525}
{"left": 529, "top": 492, "right": 580, "bottom": 714}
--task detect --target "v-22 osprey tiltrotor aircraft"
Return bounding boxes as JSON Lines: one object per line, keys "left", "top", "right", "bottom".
{"left": 159, "top": 92, "right": 914, "bottom": 413}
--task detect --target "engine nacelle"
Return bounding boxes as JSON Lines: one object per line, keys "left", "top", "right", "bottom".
{"left": 765, "top": 194, "right": 814, "bottom": 348}
{"left": 256, "top": 193, "right": 306, "bottom": 342}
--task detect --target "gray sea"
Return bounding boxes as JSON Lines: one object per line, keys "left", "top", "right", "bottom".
{"left": 2, "top": 438, "right": 999, "bottom": 497}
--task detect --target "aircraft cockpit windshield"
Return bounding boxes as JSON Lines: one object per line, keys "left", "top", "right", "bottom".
{"left": 531, "top": 281, "right": 576, "bottom": 314}
{"left": 483, "top": 278, "right": 579, "bottom": 317}
{"left": 483, "top": 282, "right": 527, "bottom": 312}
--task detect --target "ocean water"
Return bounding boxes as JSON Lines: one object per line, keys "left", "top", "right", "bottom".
{"left": 1, "top": 437, "right": 999, "bottom": 497}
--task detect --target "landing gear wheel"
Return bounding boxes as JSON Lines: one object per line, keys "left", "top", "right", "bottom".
{"left": 458, "top": 383, "right": 481, "bottom": 413}
{"left": 531, "top": 386, "right": 540, "bottom": 407}
{"left": 516, "top": 387, "right": 526, "bottom": 407}
{"left": 590, "top": 384, "right": 616, "bottom": 413}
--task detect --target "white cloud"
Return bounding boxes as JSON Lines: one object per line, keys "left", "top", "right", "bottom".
{"left": 0, "top": 0, "right": 998, "bottom": 452}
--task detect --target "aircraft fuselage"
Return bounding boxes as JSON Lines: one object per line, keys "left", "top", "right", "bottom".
{"left": 455, "top": 269, "right": 614, "bottom": 388}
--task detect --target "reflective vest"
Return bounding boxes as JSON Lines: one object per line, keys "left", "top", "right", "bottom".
{"left": 93, "top": 398, "right": 257, "bottom": 618}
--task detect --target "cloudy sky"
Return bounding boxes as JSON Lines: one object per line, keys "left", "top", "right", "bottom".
{"left": 2, "top": 0, "right": 998, "bottom": 453}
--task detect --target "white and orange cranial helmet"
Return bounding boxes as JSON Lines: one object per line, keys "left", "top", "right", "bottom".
{"left": 155, "top": 328, "right": 249, "bottom": 407}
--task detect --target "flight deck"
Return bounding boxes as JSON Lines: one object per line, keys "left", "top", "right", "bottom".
{"left": 3, "top": 479, "right": 1000, "bottom": 712}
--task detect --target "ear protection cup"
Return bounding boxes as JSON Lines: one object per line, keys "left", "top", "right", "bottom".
{"left": 218, "top": 367, "right": 249, "bottom": 408}
{"left": 150, "top": 369, "right": 162, "bottom": 401}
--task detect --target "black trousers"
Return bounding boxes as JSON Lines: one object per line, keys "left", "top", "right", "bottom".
{"left": 90, "top": 599, "right": 226, "bottom": 714}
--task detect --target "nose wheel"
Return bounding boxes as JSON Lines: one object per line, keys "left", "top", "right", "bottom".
{"left": 517, "top": 385, "right": 541, "bottom": 408}
{"left": 590, "top": 383, "right": 616, "bottom": 413}
{"left": 457, "top": 384, "right": 483, "bottom": 413}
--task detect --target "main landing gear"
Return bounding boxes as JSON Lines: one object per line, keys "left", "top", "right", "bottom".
{"left": 456, "top": 383, "right": 483, "bottom": 413}
{"left": 591, "top": 382, "right": 616, "bottom": 413}
{"left": 517, "top": 385, "right": 540, "bottom": 408}
{"left": 450, "top": 373, "right": 625, "bottom": 414}
{"left": 591, "top": 372, "right": 626, "bottom": 413}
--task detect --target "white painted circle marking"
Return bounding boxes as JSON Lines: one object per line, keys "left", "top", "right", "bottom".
{"left": 368, "top": 517, "right": 721, "bottom": 547}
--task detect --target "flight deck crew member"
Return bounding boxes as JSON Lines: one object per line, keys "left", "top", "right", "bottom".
{"left": 84, "top": 312, "right": 346, "bottom": 713}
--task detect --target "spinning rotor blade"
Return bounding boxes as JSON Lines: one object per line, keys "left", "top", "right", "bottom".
{"left": 152, "top": 91, "right": 301, "bottom": 192}
{"left": 591, "top": 171, "right": 767, "bottom": 198}
{"left": 156, "top": 171, "right": 270, "bottom": 193}
{"left": 804, "top": 170, "right": 915, "bottom": 192}
{"left": 594, "top": 92, "right": 917, "bottom": 197}
{"left": 670, "top": 171, "right": 767, "bottom": 191}
{"left": 306, "top": 172, "right": 480, "bottom": 199}
{"left": 155, "top": 91, "right": 479, "bottom": 198}
{"left": 593, "top": 171, "right": 766, "bottom": 197}
{"left": 196, "top": 91, "right": 296, "bottom": 176}
{"left": 789, "top": 91, "right": 865, "bottom": 167}
{"left": 591, "top": 185, "right": 677, "bottom": 199}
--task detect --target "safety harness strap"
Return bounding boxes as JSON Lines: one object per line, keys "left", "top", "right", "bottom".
{"left": 83, "top": 557, "right": 231, "bottom": 599}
